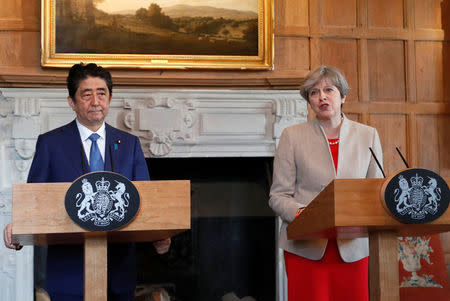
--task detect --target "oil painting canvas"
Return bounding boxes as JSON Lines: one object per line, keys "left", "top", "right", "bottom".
{"left": 42, "top": 0, "right": 273, "bottom": 69}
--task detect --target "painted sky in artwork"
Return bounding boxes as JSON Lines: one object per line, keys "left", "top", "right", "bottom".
{"left": 96, "top": 0, "right": 258, "bottom": 14}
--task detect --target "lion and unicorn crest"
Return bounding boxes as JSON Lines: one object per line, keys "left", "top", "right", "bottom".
{"left": 75, "top": 177, "right": 131, "bottom": 226}
{"left": 394, "top": 173, "right": 441, "bottom": 220}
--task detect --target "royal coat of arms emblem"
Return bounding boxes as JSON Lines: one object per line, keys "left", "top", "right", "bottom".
{"left": 383, "top": 168, "right": 449, "bottom": 224}
{"left": 65, "top": 172, "right": 140, "bottom": 231}
{"left": 394, "top": 174, "right": 440, "bottom": 220}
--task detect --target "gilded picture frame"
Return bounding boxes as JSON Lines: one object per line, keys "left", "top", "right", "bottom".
{"left": 41, "top": 0, "right": 273, "bottom": 70}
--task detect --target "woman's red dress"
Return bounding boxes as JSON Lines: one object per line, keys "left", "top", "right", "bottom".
{"left": 284, "top": 139, "right": 369, "bottom": 301}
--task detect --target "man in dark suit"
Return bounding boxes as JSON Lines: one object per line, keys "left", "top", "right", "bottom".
{"left": 3, "top": 63, "right": 170, "bottom": 300}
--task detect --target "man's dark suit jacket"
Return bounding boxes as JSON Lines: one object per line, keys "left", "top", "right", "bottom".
{"left": 27, "top": 120, "right": 150, "bottom": 296}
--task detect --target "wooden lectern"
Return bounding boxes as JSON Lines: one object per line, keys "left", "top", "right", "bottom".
{"left": 11, "top": 180, "right": 190, "bottom": 301}
{"left": 287, "top": 178, "right": 450, "bottom": 301}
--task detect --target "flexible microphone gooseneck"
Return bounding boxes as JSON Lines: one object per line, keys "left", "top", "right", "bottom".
{"left": 109, "top": 145, "right": 115, "bottom": 172}
{"left": 80, "top": 145, "right": 86, "bottom": 174}
{"left": 369, "top": 147, "right": 386, "bottom": 178}
{"left": 395, "top": 147, "right": 410, "bottom": 168}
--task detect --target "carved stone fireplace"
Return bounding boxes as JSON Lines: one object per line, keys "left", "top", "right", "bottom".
{"left": 0, "top": 88, "right": 307, "bottom": 300}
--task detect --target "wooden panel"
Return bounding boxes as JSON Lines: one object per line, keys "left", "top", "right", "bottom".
{"left": 416, "top": 41, "right": 450, "bottom": 103}
{"left": 416, "top": 115, "right": 440, "bottom": 171}
{"left": 344, "top": 112, "right": 361, "bottom": 122}
{"left": 23, "top": 0, "right": 40, "bottom": 18}
{"left": 0, "top": 32, "right": 23, "bottom": 66}
{"left": 0, "top": 0, "right": 39, "bottom": 31}
{"left": 368, "top": 0, "right": 404, "bottom": 29}
{"left": 414, "top": 114, "right": 450, "bottom": 180}
{"left": 405, "top": 40, "right": 416, "bottom": 103}
{"left": 369, "top": 114, "right": 407, "bottom": 176}
{"left": 443, "top": 0, "right": 450, "bottom": 32}
{"left": 415, "top": 0, "right": 443, "bottom": 30}
{"left": 437, "top": 115, "right": 450, "bottom": 176}
{"left": 22, "top": 1, "right": 40, "bottom": 29}
{"left": 321, "top": 0, "right": 356, "bottom": 27}
{"left": 368, "top": 40, "right": 406, "bottom": 102}
{"left": 85, "top": 236, "right": 107, "bottom": 301}
{"left": 275, "top": 0, "right": 309, "bottom": 29}
{"left": 0, "top": 32, "right": 40, "bottom": 67}
{"left": 369, "top": 231, "right": 399, "bottom": 301}
{"left": 0, "top": 1, "right": 20, "bottom": 20}
{"left": 320, "top": 38, "right": 358, "bottom": 102}
{"left": 274, "top": 37, "right": 310, "bottom": 71}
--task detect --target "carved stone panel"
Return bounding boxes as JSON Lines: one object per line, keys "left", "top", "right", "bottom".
{"left": 0, "top": 91, "right": 35, "bottom": 301}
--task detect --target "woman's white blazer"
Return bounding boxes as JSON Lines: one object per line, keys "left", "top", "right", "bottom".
{"left": 269, "top": 116, "right": 384, "bottom": 262}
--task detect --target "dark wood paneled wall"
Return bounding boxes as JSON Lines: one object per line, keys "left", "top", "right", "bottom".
{"left": 1, "top": 0, "right": 449, "bottom": 271}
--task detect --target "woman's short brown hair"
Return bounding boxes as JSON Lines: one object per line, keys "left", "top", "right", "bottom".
{"left": 300, "top": 65, "right": 349, "bottom": 102}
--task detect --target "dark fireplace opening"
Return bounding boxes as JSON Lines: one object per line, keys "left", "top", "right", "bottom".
{"left": 136, "top": 157, "right": 275, "bottom": 301}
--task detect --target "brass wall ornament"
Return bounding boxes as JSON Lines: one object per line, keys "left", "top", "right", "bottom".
{"left": 41, "top": 0, "right": 274, "bottom": 70}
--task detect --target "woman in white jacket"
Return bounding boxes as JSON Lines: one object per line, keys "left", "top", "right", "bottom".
{"left": 269, "top": 65, "right": 384, "bottom": 301}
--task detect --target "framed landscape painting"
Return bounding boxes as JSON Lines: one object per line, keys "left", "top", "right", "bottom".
{"left": 41, "top": 0, "right": 273, "bottom": 69}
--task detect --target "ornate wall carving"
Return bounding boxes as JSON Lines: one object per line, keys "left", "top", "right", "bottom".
{"left": 0, "top": 91, "right": 34, "bottom": 301}
{"left": 121, "top": 95, "right": 198, "bottom": 157}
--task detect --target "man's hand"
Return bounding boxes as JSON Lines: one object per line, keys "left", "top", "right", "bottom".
{"left": 3, "top": 223, "right": 22, "bottom": 250}
{"left": 152, "top": 238, "right": 171, "bottom": 254}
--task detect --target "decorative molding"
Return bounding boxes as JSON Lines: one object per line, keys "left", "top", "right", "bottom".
{"left": 1, "top": 198, "right": 34, "bottom": 301}
{"left": 0, "top": 191, "right": 11, "bottom": 214}
{"left": 14, "top": 139, "right": 35, "bottom": 160}
{"left": 273, "top": 97, "right": 308, "bottom": 140}
{"left": 0, "top": 85, "right": 308, "bottom": 177}
{"left": 0, "top": 17, "right": 40, "bottom": 31}
{"left": 147, "top": 130, "right": 174, "bottom": 157}
{"left": 13, "top": 98, "right": 40, "bottom": 117}
{"left": 0, "top": 91, "right": 39, "bottom": 301}
{"left": 0, "top": 246, "right": 16, "bottom": 299}
{"left": 0, "top": 92, "right": 13, "bottom": 117}
{"left": 133, "top": 96, "right": 198, "bottom": 157}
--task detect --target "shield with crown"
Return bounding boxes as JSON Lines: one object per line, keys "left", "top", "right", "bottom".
{"left": 93, "top": 177, "right": 113, "bottom": 218}
{"left": 410, "top": 174, "right": 427, "bottom": 214}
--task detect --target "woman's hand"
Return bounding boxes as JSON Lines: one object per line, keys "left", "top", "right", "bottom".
{"left": 295, "top": 207, "right": 306, "bottom": 218}
{"left": 152, "top": 238, "right": 171, "bottom": 254}
{"left": 3, "top": 223, "right": 22, "bottom": 250}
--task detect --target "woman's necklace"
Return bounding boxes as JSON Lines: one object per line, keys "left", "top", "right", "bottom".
{"left": 322, "top": 115, "right": 343, "bottom": 146}
{"left": 328, "top": 138, "right": 339, "bottom": 145}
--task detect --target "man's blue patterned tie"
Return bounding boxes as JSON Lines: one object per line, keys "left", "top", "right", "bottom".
{"left": 88, "top": 133, "right": 104, "bottom": 171}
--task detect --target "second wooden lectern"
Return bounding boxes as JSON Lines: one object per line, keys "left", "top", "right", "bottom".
{"left": 12, "top": 180, "right": 190, "bottom": 301}
{"left": 287, "top": 178, "right": 450, "bottom": 301}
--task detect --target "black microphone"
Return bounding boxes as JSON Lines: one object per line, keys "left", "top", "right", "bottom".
{"left": 109, "top": 145, "right": 115, "bottom": 172}
{"left": 395, "top": 147, "right": 409, "bottom": 168}
{"left": 369, "top": 147, "right": 386, "bottom": 178}
{"left": 80, "top": 145, "right": 86, "bottom": 174}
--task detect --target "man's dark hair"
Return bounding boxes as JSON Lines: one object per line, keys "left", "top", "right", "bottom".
{"left": 67, "top": 63, "right": 113, "bottom": 100}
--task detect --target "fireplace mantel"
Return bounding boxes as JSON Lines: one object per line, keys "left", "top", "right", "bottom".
{"left": 0, "top": 88, "right": 307, "bottom": 301}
